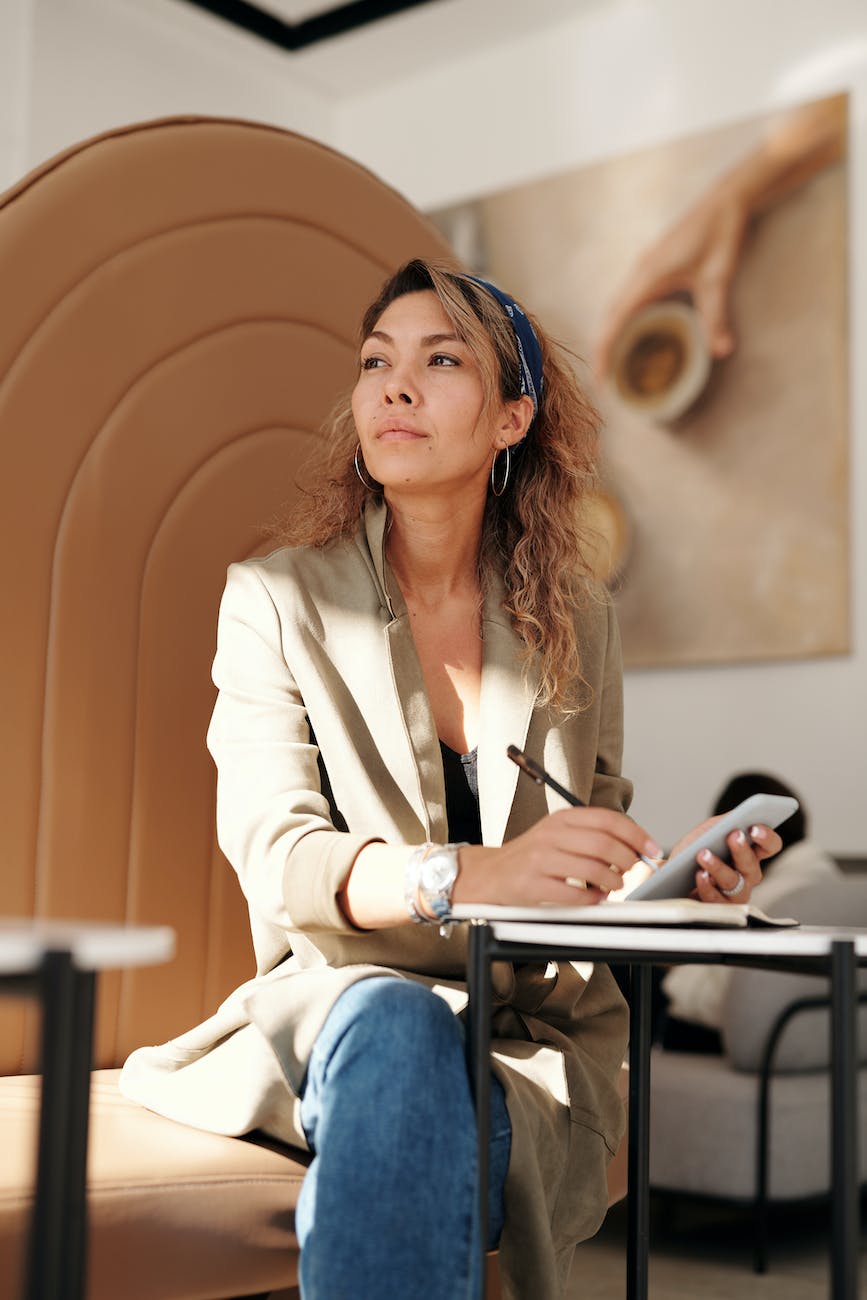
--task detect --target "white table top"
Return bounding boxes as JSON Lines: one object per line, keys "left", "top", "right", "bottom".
{"left": 0, "top": 919, "right": 176, "bottom": 975}
{"left": 487, "top": 920, "right": 867, "bottom": 959}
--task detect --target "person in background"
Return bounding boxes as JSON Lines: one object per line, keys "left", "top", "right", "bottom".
{"left": 659, "top": 771, "right": 838, "bottom": 1052}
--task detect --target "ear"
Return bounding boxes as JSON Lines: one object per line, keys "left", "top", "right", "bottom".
{"left": 493, "top": 394, "right": 534, "bottom": 449}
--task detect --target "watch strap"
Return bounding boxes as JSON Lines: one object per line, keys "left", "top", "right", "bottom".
{"left": 404, "top": 842, "right": 435, "bottom": 923}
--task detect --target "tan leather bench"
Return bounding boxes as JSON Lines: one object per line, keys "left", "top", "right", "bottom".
{"left": 1, "top": 1072, "right": 309, "bottom": 1298}
{"left": 0, "top": 115, "right": 460, "bottom": 1300}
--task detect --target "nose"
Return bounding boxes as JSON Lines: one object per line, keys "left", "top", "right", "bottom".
{"left": 383, "top": 363, "right": 418, "bottom": 406}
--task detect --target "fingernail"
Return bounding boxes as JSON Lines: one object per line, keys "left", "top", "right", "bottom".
{"left": 699, "top": 849, "right": 713, "bottom": 864}
{"left": 699, "top": 869, "right": 711, "bottom": 882}
{"left": 645, "top": 838, "right": 663, "bottom": 857}
{"left": 734, "top": 830, "right": 747, "bottom": 846}
{"left": 750, "top": 825, "right": 767, "bottom": 841}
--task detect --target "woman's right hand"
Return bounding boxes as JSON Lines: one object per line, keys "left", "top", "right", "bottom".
{"left": 452, "top": 807, "right": 662, "bottom": 909}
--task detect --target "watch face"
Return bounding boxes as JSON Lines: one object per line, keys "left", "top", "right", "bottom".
{"left": 421, "top": 850, "right": 457, "bottom": 894}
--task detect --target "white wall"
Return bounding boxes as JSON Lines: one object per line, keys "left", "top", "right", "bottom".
{"left": 10, "top": 0, "right": 335, "bottom": 184}
{"left": 0, "top": 0, "right": 35, "bottom": 190}
{"left": 332, "top": 0, "right": 867, "bottom": 852}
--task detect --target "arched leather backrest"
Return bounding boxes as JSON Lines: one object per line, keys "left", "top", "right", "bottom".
{"left": 0, "top": 116, "right": 451, "bottom": 1072}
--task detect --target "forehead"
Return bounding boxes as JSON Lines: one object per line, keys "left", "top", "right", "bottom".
{"left": 366, "top": 289, "right": 456, "bottom": 340}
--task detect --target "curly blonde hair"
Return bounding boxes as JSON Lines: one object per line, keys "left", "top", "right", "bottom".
{"left": 275, "top": 258, "right": 604, "bottom": 714}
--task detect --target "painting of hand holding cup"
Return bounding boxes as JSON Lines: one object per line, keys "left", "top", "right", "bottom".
{"left": 432, "top": 93, "right": 849, "bottom": 667}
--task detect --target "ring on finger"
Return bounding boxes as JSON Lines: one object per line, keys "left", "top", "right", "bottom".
{"left": 720, "top": 871, "right": 746, "bottom": 898}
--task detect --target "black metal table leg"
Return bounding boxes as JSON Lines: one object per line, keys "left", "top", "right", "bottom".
{"left": 830, "top": 940, "right": 858, "bottom": 1300}
{"left": 626, "top": 963, "right": 652, "bottom": 1300}
{"left": 64, "top": 964, "right": 96, "bottom": 1297}
{"left": 26, "top": 951, "right": 96, "bottom": 1300}
{"left": 467, "top": 921, "right": 492, "bottom": 1298}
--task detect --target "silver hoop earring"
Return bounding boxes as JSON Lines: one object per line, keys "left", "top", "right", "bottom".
{"left": 354, "top": 444, "right": 379, "bottom": 491}
{"left": 490, "top": 446, "right": 511, "bottom": 497}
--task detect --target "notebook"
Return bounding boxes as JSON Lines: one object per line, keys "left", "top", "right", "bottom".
{"left": 447, "top": 899, "right": 798, "bottom": 928}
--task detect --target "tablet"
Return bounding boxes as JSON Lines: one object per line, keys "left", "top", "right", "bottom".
{"left": 624, "top": 793, "right": 800, "bottom": 902}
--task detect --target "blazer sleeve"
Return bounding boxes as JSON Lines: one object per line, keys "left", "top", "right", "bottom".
{"left": 207, "top": 562, "right": 380, "bottom": 935}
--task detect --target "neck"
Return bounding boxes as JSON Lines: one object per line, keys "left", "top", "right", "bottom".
{"left": 384, "top": 493, "right": 486, "bottom": 607}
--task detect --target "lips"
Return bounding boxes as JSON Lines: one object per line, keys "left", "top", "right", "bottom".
{"left": 376, "top": 421, "right": 426, "bottom": 441}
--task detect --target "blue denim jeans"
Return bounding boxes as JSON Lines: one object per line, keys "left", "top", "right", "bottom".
{"left": 297, "top": 976, "right": 512, "bottom": 1300}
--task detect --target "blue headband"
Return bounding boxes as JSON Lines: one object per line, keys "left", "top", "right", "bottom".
{"left": 467, "top": 276, "right": 544, "bottom": 421}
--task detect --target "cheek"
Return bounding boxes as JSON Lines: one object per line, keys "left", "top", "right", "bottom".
{"left": 350, "top": 386, "right": 366, "bottom": 432}
{"left": 469, "top": 406, "right": 499, "bottom": 447}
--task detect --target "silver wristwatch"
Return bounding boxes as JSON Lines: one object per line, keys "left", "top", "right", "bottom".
{"left": 418, "top": 842, "right": 468, "bottom": 933}
{"left": 404, "top": 841, "right": 468, "bottom": 935}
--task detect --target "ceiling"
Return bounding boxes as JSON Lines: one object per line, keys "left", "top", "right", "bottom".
{"left": 262, "top": 0, "right": 400, "bottom": 18}
{"left": 179, "top": 0, "right": 587, "bottom": 97}
{"left": 182, "top": 0, "right": 441, "bottom": 52}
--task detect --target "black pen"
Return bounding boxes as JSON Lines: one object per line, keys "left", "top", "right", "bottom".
{"left": 507, "top": 744, "right": 661, "bottom": 871}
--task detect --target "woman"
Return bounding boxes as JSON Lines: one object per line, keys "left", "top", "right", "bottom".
{"left": 121, "top": 259, "right": 779, "bottom": 1299}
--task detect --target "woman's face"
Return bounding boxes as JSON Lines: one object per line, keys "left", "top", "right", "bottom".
{"left": 352, "top": 290, "right": 515, "bottom": 498}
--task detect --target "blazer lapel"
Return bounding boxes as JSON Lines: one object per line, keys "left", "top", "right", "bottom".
{"left": 363, "top": 501, "right": 447, "bottom": 843}
{"left": 478, "top": 575, "right": 540, "bottom": 847}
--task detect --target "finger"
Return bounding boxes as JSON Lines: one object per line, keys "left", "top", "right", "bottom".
{"left": 563, "top": 879, "right": 607, "bottom": 901}
{"left": 576, "top": 860, "right": 629, "bottom": 895}
{"left": 533, "top": 846, "right": 624, "bottom": 896}
{"left": 696, "top": 848, "right": 744, "bottom": 896}
{"left": 611, "top": 860, "right": 656, "bottom": 901}
{"left": 696, "top": 832, "right": 763, "bottom": 890}
{"left": 748, "top": 823, "right": 782, "bottom": 861}
{"left": 695, "top": 868, "right": 727, "bottom": 903}
{"left": 554, "top": 807, "right": 663, "bottom": 862}
{"left": 540, "top": 880, "right": 607, "bottom": 907}
{"left": 694, "top": 274, "right": 735, "bottom": 358}
{"left": 696, "top": 836, "right": 762, "bottom": 904}
{"left": 727, "top": 830, "right": 765, "bottom": 884}
{"left": 553, "top": 828, "right": 655, "bottom": 881}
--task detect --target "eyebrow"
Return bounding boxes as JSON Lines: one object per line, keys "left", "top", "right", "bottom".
{"left": 364, "top": 330, "right": 463, "bottom": 347}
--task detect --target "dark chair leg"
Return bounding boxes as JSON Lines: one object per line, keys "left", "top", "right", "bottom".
{"left": 753, "top": 1200, "right": 769, "bottom": 1275}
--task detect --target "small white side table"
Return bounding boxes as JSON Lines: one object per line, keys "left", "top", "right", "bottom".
{"left": 0, "top": 919, "right": 175, "bottom": 1300}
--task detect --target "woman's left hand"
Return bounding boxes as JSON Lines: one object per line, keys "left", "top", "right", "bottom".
{"left": 669, "top": 816, "right": 782, "bottom": 905}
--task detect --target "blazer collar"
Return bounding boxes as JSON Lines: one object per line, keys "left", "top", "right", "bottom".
{"left": 362, "top": 499, "right": 397, "bottom": 616}
{"left": 361, "top": 499, "right": 539, "bottom": 846}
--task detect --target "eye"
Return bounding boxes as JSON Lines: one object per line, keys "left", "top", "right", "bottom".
{"left": 430, "top": 353, "right": 459, "bottom": 367}
{"left": 360, "top": 355, "right": 386, "bottom": 370}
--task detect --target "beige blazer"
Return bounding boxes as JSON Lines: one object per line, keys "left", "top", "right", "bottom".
{"left": 121, "top": 500, "right": 632, "bottom": 1299}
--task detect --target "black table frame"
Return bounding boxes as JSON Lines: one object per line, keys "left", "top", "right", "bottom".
{"left": 466, "top": 923, "right": 862, "bottom": 1300}
{"left": 3, "top": 950, "right": 97, "bottom": 1300}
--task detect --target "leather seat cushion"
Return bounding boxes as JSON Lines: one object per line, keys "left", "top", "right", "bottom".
{"left": 0, "top": 1069, "right": 307, "bottom": 1300}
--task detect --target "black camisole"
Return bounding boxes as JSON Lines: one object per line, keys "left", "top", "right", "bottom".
{"left": 438, "top": 740, "right": 482, "bottom": 845}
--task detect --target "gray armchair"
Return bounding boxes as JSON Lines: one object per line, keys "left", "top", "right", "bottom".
{"left": 648, "top": 875, "right": 867, "bottom": 1271}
